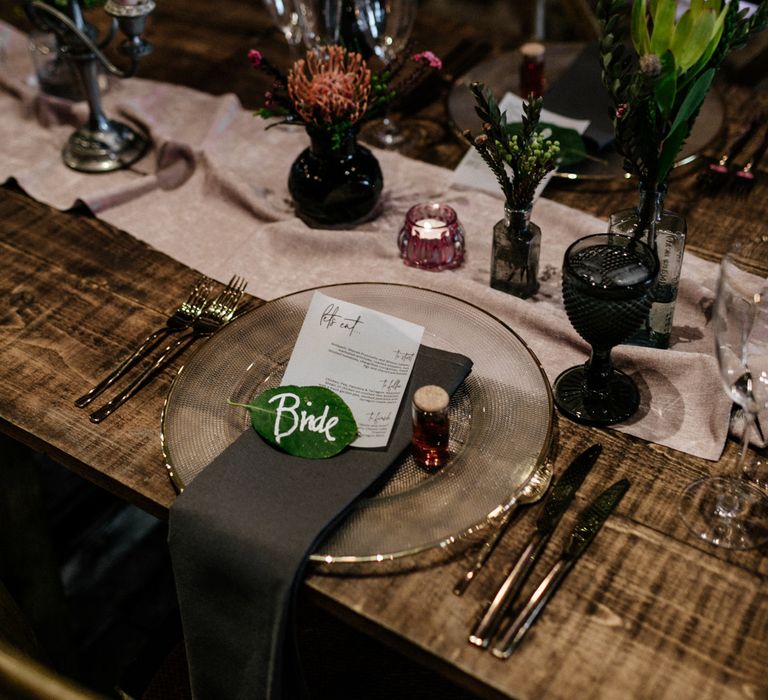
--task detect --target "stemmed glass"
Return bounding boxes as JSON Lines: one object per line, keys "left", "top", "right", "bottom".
{"left": 261, "top": 0, "right": 305, "bottom": 56}
{"left": 679, "top": 242, "right": 768, "bottom": 550}
{"left": 553, "top": 233, "right": 659, "bottom": 426}
{"left": 293, "top": 0, "right": 344, "bottom": 49}
{"left": 353, "top": 0, "right": 418, "bottom": 148}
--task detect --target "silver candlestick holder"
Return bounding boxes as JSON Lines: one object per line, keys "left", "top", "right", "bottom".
{"left": 25, "top": 0, "right": 155, "bottom": 173}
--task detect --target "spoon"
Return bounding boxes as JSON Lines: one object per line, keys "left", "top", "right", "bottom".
{"left": 453, "top": 459, "right": 554, "bottom": 596}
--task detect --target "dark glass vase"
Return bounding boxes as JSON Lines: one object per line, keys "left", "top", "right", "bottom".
{"left": 490, "top": 207, "right": 541, "bottom": 298}
{"left": 608, "top": 184, "right": 687, "bottom": 349}
{"left": 288, "top": 127, "right": 383, "bottom": 228}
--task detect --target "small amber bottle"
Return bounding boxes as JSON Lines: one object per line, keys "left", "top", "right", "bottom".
{"left": 519, "top": 42, "right": 546, "bottom": 98}
{"left": 411, "top": 385, "right": 450, "bottom": 471}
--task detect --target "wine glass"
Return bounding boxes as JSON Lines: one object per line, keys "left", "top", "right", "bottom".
{"left": 293, "top": 0, "right": 344, "bottom": 49}
{"left": 261, "top": 0, "right": 304, "bottom": 56}
{"left": 678, "top": 242, "right": 768, "bottom": 550}
{"left": 353, "top": 0, "right": 418, "bottom": 148}
{"left": 553, "top": 233, "right": 659, "bottom": 426}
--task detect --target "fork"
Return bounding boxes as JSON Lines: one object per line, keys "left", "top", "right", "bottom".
{"left": 75, "top": 276, "right": 213, "bottom": 408}
{"left": 89, "top": 275, "right": 247, "bottom": 423}
{"left": 698, "top": 116, "right": 762, "bottom": 193}
{"left": 731, "top": 124, "right": 768, "bottom": 197}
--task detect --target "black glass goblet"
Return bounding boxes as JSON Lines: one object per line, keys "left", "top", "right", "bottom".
{"left": 554, "top": 233, "right": 659, "bottom": 425}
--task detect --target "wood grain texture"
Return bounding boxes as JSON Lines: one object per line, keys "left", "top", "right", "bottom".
{"left": 0, "top": 184, "right": 254, "bottom": 518}
{"left": 1, "top": 1, "right": 768, "bottom": 697}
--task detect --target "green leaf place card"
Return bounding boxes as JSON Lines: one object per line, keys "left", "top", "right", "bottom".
{"left": 231, "top": 385, "right": 358, "bottom": 458}
{"left": 279, "top": 292, "right": 425, "bottom": 448}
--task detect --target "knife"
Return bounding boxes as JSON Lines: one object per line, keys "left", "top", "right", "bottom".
{"left": 490, "top": 478, "right": 630, "bottom": 659}
{"left": 468, "top": 443, "right": 602, "bottom": 647}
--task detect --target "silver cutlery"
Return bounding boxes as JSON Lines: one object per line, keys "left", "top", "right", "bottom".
{"left": 453, "top": 459, "right": 553, "bottom": 597}
{"left": 89, "top": 275, "right": 247, "bottom": 423}
{"left": 469, "top": 443, "right": 601, "bottom": 647}
{"left": 732, "top": 124, "right": 768, "bottom": 196}
{"left": 491, "top": 478, "right": 629, "bottom": 659}
{"left": 75, "top": 276, "right": 213, "bottom": 408}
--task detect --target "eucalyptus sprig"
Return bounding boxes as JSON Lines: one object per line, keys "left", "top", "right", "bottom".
{"left": 463, "top": 82, "right": 560, "bottom": 210}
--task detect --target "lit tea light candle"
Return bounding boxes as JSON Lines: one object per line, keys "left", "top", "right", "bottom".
{"left": 413, "top": 218, "right": 449, "bottom": 240}
{"left": 398, "top": 203, "right": 465, "bottom": 272}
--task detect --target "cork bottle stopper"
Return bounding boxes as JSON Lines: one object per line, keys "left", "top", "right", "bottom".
{"left": 521, "top": 42, "right": 546, "bottom": 62}
{"left": 413, "top": 385, "right": 449, "bottom": 413}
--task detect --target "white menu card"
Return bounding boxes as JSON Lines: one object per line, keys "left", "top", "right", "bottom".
{"left": 281, "top": 292, "right": 424, "bottom": 448}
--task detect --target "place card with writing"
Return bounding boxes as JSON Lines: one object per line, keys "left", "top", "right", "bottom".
{"left": 280, "top": 291, "right": 425, "bottom": 448}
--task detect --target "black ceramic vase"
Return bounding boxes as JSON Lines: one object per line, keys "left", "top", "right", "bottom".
{"left": 288, "top": 127, "right": 383, "bottom": 228}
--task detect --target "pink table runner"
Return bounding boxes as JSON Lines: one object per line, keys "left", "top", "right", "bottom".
{"left": 0, "top": 21, "right": 732, "bottom": 460}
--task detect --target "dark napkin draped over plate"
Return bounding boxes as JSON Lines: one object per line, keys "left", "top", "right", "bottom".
{"left": 544, "top": 42, "right": 615, "bottom": 151}
{"left": 168, "top": 345, "right": 473, "bottom": 699}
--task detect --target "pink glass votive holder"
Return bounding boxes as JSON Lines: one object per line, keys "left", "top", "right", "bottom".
{"left": 398, "top": 202, "right": 465, "bottom": 271}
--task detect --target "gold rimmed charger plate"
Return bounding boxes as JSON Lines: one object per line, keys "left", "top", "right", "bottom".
{"left": 161, "top": 283, "right": 553, "bottom": 570}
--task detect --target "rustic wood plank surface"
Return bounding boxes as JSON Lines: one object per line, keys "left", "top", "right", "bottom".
{"left": 1, "top": 1, "right": 767, "bottom": 698}
{"left": 0, "top": 183, "right": 226, "bottom": 518}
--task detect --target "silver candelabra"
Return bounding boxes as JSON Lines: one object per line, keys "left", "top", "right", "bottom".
{"left": 25, "top": 0, "right": 155, "bottom": 173}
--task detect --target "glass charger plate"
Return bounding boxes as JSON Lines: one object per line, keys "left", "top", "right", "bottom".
{"left": 162, "top": 283, "right": 553, "bottom": 569}
{"left": 448, "top": 45, "right": 724, "bottom": 180}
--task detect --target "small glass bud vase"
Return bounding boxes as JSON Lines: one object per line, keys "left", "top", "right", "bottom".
{"left": 490, "top": 206, "right": 541, "bottom": 298}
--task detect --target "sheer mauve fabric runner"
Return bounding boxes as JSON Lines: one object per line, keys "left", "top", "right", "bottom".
{"left": 0, "top": 20, "right": 735, "bottom": 459}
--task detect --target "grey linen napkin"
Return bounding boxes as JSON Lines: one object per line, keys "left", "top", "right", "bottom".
{"left": 168, "top": 346, "right": 472, "bottom": 700}
{"left": 544, "top": 42, "right": 615, "bottom": 151}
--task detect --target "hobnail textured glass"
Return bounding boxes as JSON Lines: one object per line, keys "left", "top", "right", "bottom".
{"left": 563, "top": 243, "right": 657, "bottom": 346}
{"left": 554, "top": 234, "right": 658, "bottom": 426}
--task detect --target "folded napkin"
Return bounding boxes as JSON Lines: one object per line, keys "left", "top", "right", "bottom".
{"left": 544, "top": 42, "right": 615, "bottom": 151}
{"left": 168, "top": 346, "right": 472, "bottom": 699}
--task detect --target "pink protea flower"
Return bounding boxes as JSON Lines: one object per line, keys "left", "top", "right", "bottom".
{"left": 287, "top": 45, "right": 372, "bottom": 127}
{"left": 248, "top": 49, "right": 262, "bottom": 69}
{"left": 412, "top": 50, "right": 442, "bottom": 70}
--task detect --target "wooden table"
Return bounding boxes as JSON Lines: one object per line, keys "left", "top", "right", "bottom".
{"left": 2, "top": 2, "right": 768, "bottom": 698}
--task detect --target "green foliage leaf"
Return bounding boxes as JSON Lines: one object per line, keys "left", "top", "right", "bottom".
{"left": 230, "top": 386, "right": 358, "bottom": 459}
{"left": 632, "top": 0, "right": 651, "bottom": 54}
{"left": 668, "top": 67, "right": 714, "bottom": 136}
{"left": 654, "top": 51, "right": 677, "bottom": 118}
{"left": 671, "top": 8, "right": 716, "bottom": 69}
{"left": 658, "top": 67, "right": 714, "bottom": 179}
{"left": 685, "top": 2, "right": 729, "bottom": 74}
{"left": 650, "top": 0, "right": 677, "bottom": 54}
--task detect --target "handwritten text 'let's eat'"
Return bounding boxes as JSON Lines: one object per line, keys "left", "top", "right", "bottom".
{"left": 320, "top": 304, "right": 364, "bottom": 337}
